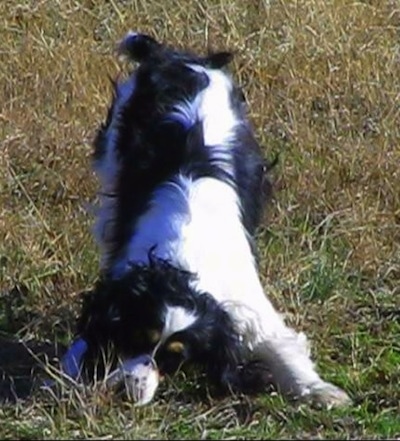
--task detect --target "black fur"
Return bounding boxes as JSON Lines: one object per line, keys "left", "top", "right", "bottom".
{"left": 77, "top": 255, "right": 260, "bottom": 392}
{"left": 119, "top": 33, "right": 161, "bottom": 62}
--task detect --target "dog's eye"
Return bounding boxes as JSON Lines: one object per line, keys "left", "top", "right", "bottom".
{"left": 166, "top": 340, "right": 185, "bottom": 353}
{"left": 147, "top": 329, "right": 161, "bottom": 344}
{"left": 131, "top": 329, "right": 143, "bottom": 341}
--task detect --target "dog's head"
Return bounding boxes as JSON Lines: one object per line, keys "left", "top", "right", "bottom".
{"left": 60, "top": 257, "right": 245, "bottom": 404}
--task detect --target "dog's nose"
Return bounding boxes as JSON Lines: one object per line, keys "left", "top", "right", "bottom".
{"left": 122, "top": 354, "right": 157, "bottom": 371}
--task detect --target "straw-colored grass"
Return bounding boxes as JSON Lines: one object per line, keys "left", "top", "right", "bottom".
{"left": 1, "top": 0, "right": 399, "bottom": 438}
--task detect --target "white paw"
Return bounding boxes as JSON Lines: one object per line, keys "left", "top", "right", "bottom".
{"left": 302, "top": 381, "right": 352, "bottom": 409}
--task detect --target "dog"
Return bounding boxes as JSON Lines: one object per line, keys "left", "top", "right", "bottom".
{"left": 59, "top": 32, "right": 351, "bottom": 408}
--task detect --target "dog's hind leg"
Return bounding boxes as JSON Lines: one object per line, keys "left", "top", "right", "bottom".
{"left": 236, "top": 297, "right": 352, "bottom": 408}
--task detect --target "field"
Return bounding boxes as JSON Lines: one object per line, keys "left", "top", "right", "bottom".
{"left": 0, "top": 0, "right": 399, "bottom": 439}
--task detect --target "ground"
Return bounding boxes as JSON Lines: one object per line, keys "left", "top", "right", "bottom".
{"left": 0, "top": 0, "right": 399, "bottom": 439}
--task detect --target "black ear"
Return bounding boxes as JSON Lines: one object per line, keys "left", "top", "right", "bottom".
{"left": 206, "top": 52, "right": 234, "bottom": 69}
{"left": 118, "top": 32, "right": 161, "bottom": 62}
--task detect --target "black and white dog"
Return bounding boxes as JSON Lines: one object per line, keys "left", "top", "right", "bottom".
{"left": 60, "top": 32, "right": 351, "bottom": 407}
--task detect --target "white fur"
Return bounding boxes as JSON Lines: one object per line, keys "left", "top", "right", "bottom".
{"left": 188, "top": 65, "right": 238, "bottom": 175}
{"left": 162, "top": 305, "right": 197, "bottom": 340}
{"left": 191, "top": 66, "right": 238, "bottom": 147}
{"left": 168, "top": 176, "right": 330, "bottom": 398}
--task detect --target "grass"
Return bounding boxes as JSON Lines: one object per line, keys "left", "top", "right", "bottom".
{"left": 0, "top": 0, "right": 399, "bottom": 438}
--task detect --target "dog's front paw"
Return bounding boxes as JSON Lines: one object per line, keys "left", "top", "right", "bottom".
{"left": 301, "top": 381, "right": 352, "bottom": 409}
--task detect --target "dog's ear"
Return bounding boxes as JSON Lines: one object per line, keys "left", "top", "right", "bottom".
{"left": 206, "top": 52, "right": 234, "bottom": 69}
{"left": 118, "top": 32, "right": 161, "bottom": 62}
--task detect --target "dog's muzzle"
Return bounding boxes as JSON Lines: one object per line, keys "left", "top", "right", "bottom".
{"left": 106, "top": 354, "right": 160, "bottom": 406}
{"left": 48, "top": 338, "right": 160, "bottom": 405}
{"left": 43, "top": 338, "right": 160, "bottom": 406}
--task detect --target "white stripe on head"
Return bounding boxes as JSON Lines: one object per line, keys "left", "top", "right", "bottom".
{"left": 162, "top": 305, "right": 198, "bottom": 339}
{"left": 152, "top": 305, "right": 198, "bottom": 357}
{"left": 188, "top": 64, "right": 238, "bottom": 148}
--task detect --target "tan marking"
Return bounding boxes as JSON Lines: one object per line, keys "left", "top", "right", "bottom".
{"left": 166, "top": 341, "right": 185, "bottom": 353}
{"left": 147, "top": 329, "right": 161, "bottom": 344}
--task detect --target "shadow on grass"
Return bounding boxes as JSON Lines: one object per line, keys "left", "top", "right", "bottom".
{"left": 0, "top": 283, "right": 71, "bottom": 403}
{"left": 0, "top": 335, "right": 65, "bottom": 404}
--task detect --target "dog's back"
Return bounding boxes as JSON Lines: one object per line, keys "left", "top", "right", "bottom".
{"left": 93, "top": 33, "right": 271, "bottom": 284}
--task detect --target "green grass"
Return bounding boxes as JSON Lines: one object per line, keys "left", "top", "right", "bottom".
{"left": 1, "top": 0, "right": 399, "bottom": 439}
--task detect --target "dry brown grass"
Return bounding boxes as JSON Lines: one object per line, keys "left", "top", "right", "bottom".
{"left": 1, "top": 0, "right": 399, "bottom": 439}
